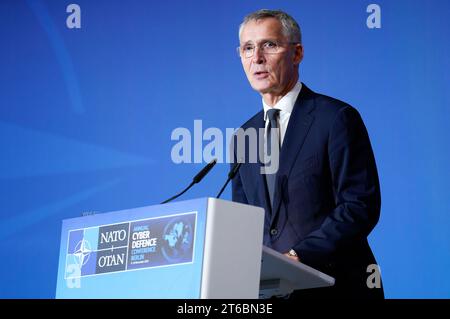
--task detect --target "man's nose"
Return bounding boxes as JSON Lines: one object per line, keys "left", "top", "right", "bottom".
{"left": 252, "top": 47, "right": 265, "bottom": 64}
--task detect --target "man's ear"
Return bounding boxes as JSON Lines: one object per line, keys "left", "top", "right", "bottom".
{"left": 293, "top": 44, "right": 304, "bottom": 65}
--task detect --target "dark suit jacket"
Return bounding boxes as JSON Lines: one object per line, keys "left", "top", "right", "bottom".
{"left": 231, "top": 83, "right": 383, "bottom": 298}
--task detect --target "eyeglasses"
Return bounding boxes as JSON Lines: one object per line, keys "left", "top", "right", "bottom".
{"left": 237, "top": 40, "right": 299, "bottom": 58}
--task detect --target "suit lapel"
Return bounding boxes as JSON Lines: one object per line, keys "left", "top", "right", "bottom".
{"left": 271, "top": 84, "right": 316, "bottom": 224}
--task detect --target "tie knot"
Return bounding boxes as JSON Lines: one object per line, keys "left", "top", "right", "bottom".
{"left": 266, "top": 108, "right": 280, "bottom": 121}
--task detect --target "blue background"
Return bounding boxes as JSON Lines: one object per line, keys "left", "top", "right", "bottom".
{"left": 0, "top": 0, "right": 449, "bottom": 298}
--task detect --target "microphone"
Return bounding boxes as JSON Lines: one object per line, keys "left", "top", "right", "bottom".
{"left": 161, "top": 158, "right": 217, "bottom": 204}
{"left": 193, "top": 158, "right": 217, "bottom": 184}
{"left": 216, "top": 162, "right": 242, "bottom": 199}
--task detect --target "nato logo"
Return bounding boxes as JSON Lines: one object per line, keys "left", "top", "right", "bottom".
{"left": 65, "top": 228, "right": 99, "bottom": 279}
{"left": 161, "top": 217, "right": 194, "bottom": 263}
{"left": 73, "top": 238, "right": 92, "bottom": 269}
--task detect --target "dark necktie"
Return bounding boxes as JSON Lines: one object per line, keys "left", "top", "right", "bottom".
{"left": 265, "top": 108, "right": 281, "bottom": 207}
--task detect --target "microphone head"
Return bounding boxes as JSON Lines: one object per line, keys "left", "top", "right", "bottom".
{"left": 193, "top": 158, "right": 217, "bottom": 183}
{"left": 228, "top": 162, "right": 242, "bottom": 179}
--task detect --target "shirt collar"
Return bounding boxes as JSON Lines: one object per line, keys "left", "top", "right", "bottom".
{"left": 263, "top": 82, "right": 302, "bottom": 121}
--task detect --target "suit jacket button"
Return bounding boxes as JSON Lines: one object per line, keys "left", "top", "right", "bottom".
{"left": 270, "top": 229, "right": 278, "bottom": 236}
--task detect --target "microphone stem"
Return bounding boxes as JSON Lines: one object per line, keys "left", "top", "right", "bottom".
{"left": 161, "top": 181, "right": 195, "bottom": 204}
{"left": 216, "top": 178, "right": 231, "bottom": 199}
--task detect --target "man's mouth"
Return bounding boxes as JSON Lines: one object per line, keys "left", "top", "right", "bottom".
{"left": 254, "top": 71, "right": 269, "bottom": 79}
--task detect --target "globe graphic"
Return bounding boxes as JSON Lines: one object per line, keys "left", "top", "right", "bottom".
{"left": 162, "top": 220, "right": 193, "bottom": 262}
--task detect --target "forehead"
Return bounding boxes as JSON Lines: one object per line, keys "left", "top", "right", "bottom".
{"left": 240, "top": 18, "right": 285, "bottom": 43}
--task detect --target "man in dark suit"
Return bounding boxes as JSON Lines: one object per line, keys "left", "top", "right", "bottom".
{"left": 232, "top": 9, "right": 383, "bottom": 299}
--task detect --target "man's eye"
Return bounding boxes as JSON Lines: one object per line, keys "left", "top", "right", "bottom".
{"left": 263, "top": 41, "right": 277, "bottom": 48}
{"left": 243, "top": 46, "right": 254, "bottom": 51}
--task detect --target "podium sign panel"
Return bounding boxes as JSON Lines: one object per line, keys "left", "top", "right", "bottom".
{"left": 56, "top": 198, "right": 208, "bottom": 298}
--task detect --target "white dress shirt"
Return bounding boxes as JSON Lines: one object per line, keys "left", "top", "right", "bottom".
{"left": 263, "top": 82, "right": 302, "bottom": 147}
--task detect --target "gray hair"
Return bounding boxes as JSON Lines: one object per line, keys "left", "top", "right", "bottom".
{"left": 238, "top": 9, "right": 302, "bottom": 44}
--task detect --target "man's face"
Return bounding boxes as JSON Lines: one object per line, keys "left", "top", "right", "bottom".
{"left": 239, "top": 18, "right": 303, "bottom": 98}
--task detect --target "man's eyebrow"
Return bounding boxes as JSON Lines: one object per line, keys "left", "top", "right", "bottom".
{"left": 241, "top": 38, "right": 277, "bottom": 45}
{"left": 240, "top": 40, "right": 254, "bottom": 46}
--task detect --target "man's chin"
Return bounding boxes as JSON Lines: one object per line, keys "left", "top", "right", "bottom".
{"left": 250, "top": 82, "right": 273, "bottom": 94}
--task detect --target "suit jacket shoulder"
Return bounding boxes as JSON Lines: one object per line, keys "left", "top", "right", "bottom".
{"left": 307, "top": 87, "right": 358, "bottom": 119}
